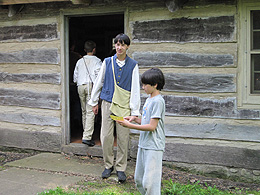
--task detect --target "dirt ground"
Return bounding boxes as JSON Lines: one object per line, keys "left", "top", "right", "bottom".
{"left": 72, "top": 154, "right": 260, "bottom": 193}
{"left": 0, "top": 147, "right": 259, "bottom": 193}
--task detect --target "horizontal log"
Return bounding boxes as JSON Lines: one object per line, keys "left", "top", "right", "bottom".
{"left": 130, "top": 140, "right": 260, "bottom": 170}
{"left": 131, "top": 122, "right": 260, "bottom": 142}
{"left": 186, "top": 0, "right": 236, "bottom": 6}
{"left": 0, "top": 23, "right": 58, "bottom": 41}
{"left": 164, "top": 73, "right": 235, "bottom": 92}
{"left": 0, "top": 72, "right": 61, "bottom": 84}
{"left": 133, "top": 16, "right": 235, "bottom": 42}
{"left": 0, "top": 128, "right": 61, "bottom": 152}
{"left": 141, "top": 95, "right": 260, "bottom": 119}
{"left": 0, "top": 88, "right": 60, "bottom": 109}
{"left": 0, "top": 48, "right": 59, "bottom": 64}
{"left": 164, "top": 95, "right": 260, "bottom": 119}
{"left": 133, "top": 52, "right": 234, "bottom": 67}
{"left": 0, "top": 112, "right": 60, "bottom": 126}
{"left": 164, "top": 123, "right": 260, "bottom": 142}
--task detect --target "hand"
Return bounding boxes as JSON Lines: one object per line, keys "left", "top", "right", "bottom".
{"left": 127, "top": 116, "right": 138, "bottom": 122}
{"left": 116, "top": 119, "right": 130, "bottom": 128}
{"left": 92, "top": 105, "right": 99, "bottom": 115}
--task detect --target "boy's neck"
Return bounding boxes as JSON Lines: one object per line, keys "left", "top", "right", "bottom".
{"left": 150, "top": 90, "right": 160, "bottom": 98}
{"left": 116, "top": 53, "right": 126, "bottom": 61}
{"left": 87, "top": 52, "right": 94, "bottom": 56}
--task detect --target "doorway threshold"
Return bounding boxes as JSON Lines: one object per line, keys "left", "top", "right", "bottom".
{"left": 61, "top": 143, "right": 104, "bottom": 157}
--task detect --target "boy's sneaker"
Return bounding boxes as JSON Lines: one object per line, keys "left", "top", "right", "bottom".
{"left": 82, "top": 140, "right": 95, "bottom": 147}
{"left": 102, "top": 167, "right": 114, "bottom": 179}
{"left": 117, "top": 171, "right": 126, "bottom": 183}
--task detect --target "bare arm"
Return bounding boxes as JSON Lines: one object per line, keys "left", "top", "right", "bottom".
{"left": 117, "top": 118, "right": 159, "bottom": 132}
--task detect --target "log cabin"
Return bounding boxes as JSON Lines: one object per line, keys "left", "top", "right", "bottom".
{"left": 0, "top": 0, "right": 259, "bottom": 182}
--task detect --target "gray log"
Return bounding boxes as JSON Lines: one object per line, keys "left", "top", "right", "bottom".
{"left": 0, "top": 72, "right": 61, "bottom": 84}
{"left": 133, "top": 52, "right": 234, "bottom": 67}
{"left": 133, "top": 16, "right": 235, "bottom": 42}
{"left": 0, "top": 88, "right": 60, "bottom": 109}
{"left": 0, "top": 23, "right": 58, "bottom": 41}
{"left": 0, "top": 49, "right": 59, "bottom": 64}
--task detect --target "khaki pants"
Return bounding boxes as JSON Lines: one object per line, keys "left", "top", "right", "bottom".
{"left": 101, "top": 100, "right": 130, "bottom": 172}
{"left": 78, "top": 84, "right": 94, "bottom": 140}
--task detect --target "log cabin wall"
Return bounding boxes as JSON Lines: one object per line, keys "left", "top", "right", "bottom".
{"left": 126, "top": 0, "right": 260, "bottom": 181}
{"left": 0, "top": 0, "right": 259, "bottom": 182}
{"left": 0, "top": 3, "right": 64, "bottom": 151}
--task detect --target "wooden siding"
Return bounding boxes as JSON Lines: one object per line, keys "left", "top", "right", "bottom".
{"left": 164, "top": 123, "right": 260, "bottom": 142}
{"left": 0, "top": 49, "right": 59, "bottom": 64}
{"left": 0, "top": 0, "right": 70, "bottom": 5}
{"left": 0, "top": 88, "right": 60, "bottom": 109}
{"left": 132, "top": 52, "right": 234, "bottom": 67}
{"left": 162, "top": 73, "right": 235, "bottom": 93}
{"left": 164, "top": 95, "right": 260, "bottom": 119}
{"left": 0, "top": 128, "right": 61, "bottom": 152}
{"left": 129, "top": 139, "right": 260, "bottom": 170}
{"left": 140, "top": 94, "right": 260, "bottom": 119}
{"left": 133, "top": 16, "right": 235, "bottom": 43}
{"left": 0, "top": 23, "right": 58, "bottom": 41}
{"left": 0, "top": 72, "right": 60, "bottom": 84}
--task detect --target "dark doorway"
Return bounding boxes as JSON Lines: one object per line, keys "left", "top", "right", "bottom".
{"left": 68, "top": 13, "right": 124, "bottom": 144}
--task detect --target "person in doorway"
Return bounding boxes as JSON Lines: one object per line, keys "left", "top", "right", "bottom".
{"left": 117, "top": 68, "right": 165, "bottom": 195}
{"left": 73, "top": 40, "right": 102, "bottom": 147}
{"left": 88, "top": 33, "right": 140, "bottom": 183}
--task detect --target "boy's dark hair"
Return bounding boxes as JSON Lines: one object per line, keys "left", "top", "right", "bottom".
{"left": 114, "top": 33, "right": 131, "bottom": 46}
{"left": 141, "top": 68, "right": 165, "bottom": 91}
{"left": 84, "top": 40, "right": 96, "bottom": 53}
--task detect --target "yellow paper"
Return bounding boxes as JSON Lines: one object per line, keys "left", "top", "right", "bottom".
{"left": 110, "top": 115, "right": 124, "bottom": 121}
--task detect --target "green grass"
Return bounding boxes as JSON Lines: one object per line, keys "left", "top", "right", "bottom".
{"left": 38, "top": 179, "right": 260, "bottom": 195}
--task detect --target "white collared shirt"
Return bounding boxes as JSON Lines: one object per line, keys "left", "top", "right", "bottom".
{"left": 88, "top": 58, "right": 141, "bottom": 116}
{"left": 73, "top": 55, "right": 102, "bottom": 86}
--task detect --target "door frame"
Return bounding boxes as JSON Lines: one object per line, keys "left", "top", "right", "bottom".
{"left": 60, "top": 8, "right": 127, "bottom": 145}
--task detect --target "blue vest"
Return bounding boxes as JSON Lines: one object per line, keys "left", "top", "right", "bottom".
{"left": 100, "top": 54, "right": 137, "bottom": 103}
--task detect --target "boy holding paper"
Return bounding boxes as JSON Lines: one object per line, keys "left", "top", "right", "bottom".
{"left": 117, "top": 68, "right": 165, "bottom": 195}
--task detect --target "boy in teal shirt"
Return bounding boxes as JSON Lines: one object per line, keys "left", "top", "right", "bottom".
{"left": 117, "top": 68, "right": 165, "bottom": 195}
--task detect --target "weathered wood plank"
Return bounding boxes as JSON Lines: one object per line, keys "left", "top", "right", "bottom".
{"left": 0, "top": 88, "right": 60, "bottom": 109}
{"left": 133, "top": 52, "right": 234, "bottom": 67}
{"left": 164, "top": 143, "right": 260, "bottom": 170}
{"left": 141, "top": 95, "right": 260, "bottom": 119}
{"left": 163, "top": 95, "right": 260, "bottom": 119}
{"left": 164, "top": 123, "right": 260, "bottom": 142}
{"left": 0, "top": 0, "right": 70, "bottom": 5}
{"left": 131, "top": 123, "right": 260, "bottom": 142}
{"left": 0, "top": 23, "right": 58, "bottom": 41}
{"left": 0, "top": 128, "right": 61, "bottom": 152}
{"left": 133, "top": 16, "right": 235, "bottom": 42}
{"left": 186, "top": 0, "right": 236, "bottom": 6}
{"left": 0, "top": 72, "right": 61, "bottom": 84}
{"left": 0, "top": 112, "right": 60, "bottom": 126}
{"left": 0, "top": 48, "right": 59, "bottom": 64}
{"left": 164, "top": 73, "right": 235, "bottom": 92}
{"left": 130, "top": 140, "right": 260, "bottom": 170}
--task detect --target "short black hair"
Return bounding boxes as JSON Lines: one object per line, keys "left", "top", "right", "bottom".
{"left": 114, "top": 33, "right": 131, "bottom": 46}
{"left": 84, "top": 40, "right": 96, "bottom": 53}
{"left": 141, "top": 68, "right": 165, "bottom": 91}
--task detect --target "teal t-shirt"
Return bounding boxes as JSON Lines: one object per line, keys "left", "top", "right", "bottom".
{"left": 138, "top": 94, "right": 165, "bottom": 151}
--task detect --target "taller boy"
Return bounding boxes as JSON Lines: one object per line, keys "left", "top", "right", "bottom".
{"left": 88, "top": 34, "right": 141, "bottom": 183}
